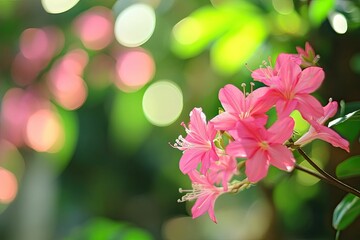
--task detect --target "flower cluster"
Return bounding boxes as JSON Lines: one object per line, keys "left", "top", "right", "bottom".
{"left": 172, "top": 43, "right": 349, "bottom": 223}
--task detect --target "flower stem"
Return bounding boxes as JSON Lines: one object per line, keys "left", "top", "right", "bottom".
{"left": 297, "top": 148, "right": 360, "bottom": 198}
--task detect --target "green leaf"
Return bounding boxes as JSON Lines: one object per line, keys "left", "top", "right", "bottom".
{"left": 328, "top": 109, "right": 360, "bottom": 143}
{"left": 328, "top": 109, "right": 360, "bottom": 127}
{"left": 308, "top": 0, "right": 335, "bottom": 27}
{"left": 336, "top": 155, "right": 360, "bottom": 178}
{"left": 333, "top": 194, "right": 360, "bottom": 230}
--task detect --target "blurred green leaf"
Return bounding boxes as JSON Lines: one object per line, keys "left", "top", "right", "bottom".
{"left": 109, "top": 90, "right": 152, "bottom": 153}
{"left": 65, "top": 218, "right": 153, "bottom": 240}
{"left": 171, "top": 2, "right": 267, "bottom": 75}
{"left": 308, "top": 0, "right": 335, "bottom": 27}
{"left": 336, "top": 155, "right": 360, "bottom": 179}
{"left": 333, "top": 194, "right": 360, "bottom": 230}
{"left": 211, "top": 15, "right": 267, "bottom": 75}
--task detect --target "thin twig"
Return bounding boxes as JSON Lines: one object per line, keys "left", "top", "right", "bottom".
{"left": 297, "top": 148, "right": 360, "bottom": 198}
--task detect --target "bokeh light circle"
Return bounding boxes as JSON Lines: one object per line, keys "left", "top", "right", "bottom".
{"left": 25, "top": 109, "right": 64, "bottom": 153}
{"left": 74, "top": 7, "right": 114, "bottom": 50}
{"left": 114, "top": 3, "right": 156, "bottom": 47}
{"left": 41, "top": 0, "right": 80, "bottom": 14}
{"left": 0, "top": 167, "right": 18, "bottom": 204}
{"left": 330, "top": 12, "right": 348, "bottom": 34}
{"left": 142, "top": 81, "right": 183, "bottom": 126}
{"left": 20, "top": 28, "right": 49, "bottom": 60}
{"left": 115, "top": 49, "right": 155, "bottom": 91}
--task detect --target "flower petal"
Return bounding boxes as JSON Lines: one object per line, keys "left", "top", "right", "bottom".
{"left": 245, "top": 150, "right": 269, "bottom": 183}
{"left": 275, "top": 98, "right": 298, "bottom": 119}
{"left": 179, "top": 149, "right": 203, "bottom": 173}
{"left": 189, "top": 108, "right": 208, "bottom": 142}
{"left": 294, "top": 67, "right": 324, "bottom": 94}
{"left": 267, "top": 144, "right": 295, "bottom": 171}
{"left": 210, "top": 112, "right": 238, "bottom": 131}
{"left": 226, "top": 138, "right": 257, "bottom": 158}
{"left": 268, "top": 117, "right": 294, "bottom": 144}
{"left": 295, "top": 94, "right": 323, "bottom": 120}
{"left": 312, "top": 123, "right": 350, "bottom": 152}
{"left": 219, "top": 84, "right": 245, "bottom": 113}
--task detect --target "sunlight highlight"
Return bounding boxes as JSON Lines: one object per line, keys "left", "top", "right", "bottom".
{"left": 41, "top": 0, "right": 80, "bottom": 14}
{"left": 26, "top": 109, "right": 64, "bottom": 153}
{"left": 142, "top": 81, "right": 183, "bottom": 126}
{"left": 0, "top": 167, "right": 18, "bottom": 204}
{"left": 114, "top": 3, "right": 156, "bottom": 47}
{"left": 172, "top": 17, "right": 202, "bottom": 45}
{"left": 329, "top": 12, "right": 348, "bottom": 34}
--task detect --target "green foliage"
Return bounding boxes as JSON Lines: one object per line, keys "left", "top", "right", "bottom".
{"left": 171, "top": 2, "right": 268, "bottom": 75}
{"left": 336, "top": 155, "right": 360, "bottom": 179}
{"left": 65, "top": 218, "right": 153, "bottom": 240}
{"left": 328, "top": 109, "right": 360, "bottom": 143}
{"left": 308, "top": 0, "right": 335, "bottom": 27}
{"left": 333, "top": 194, "right": 360, "bottom": 231}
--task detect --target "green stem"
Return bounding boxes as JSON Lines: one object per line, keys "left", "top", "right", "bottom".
{"left": 297, "top": 148, "right": 360, "bottom": 198}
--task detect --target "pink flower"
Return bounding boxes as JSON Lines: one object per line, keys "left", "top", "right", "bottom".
{"left": 211, "top": 84, "right": 272, "bottom": 137}
{"left": 173, "top": 108, "right": 219, "bottom": 174}
{"left": 226, "top": 117, "right": 296, "bottom": 182}
{"left": 178, "top": 170, "right": 226, "bottom": 223}
{"left": 295, "top": 100, "right": 349, "bottom": 152}
{"left": 208, "top": 154, "right": 238, "bottom": 191}
{"left": 296, "top": 42, "right": 320, "bottom": 68}
{"left": 251, "top": 54, "right": 324, "bottom": 120}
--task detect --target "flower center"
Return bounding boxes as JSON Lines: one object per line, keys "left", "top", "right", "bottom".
{"left": 258, "top": 141, "right": 269, "bottom": 150}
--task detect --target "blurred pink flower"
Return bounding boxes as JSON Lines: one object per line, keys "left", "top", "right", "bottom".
{"left": 178, "top": 169, "right": 226, "bottom": 223}
{"left": 173, "top": 108, "right": 218, "bottom": 174}
{"left": 208, "top": 154, "right": 238, "bottom": 191}
{"left": 295, "top": 100, "right": 349, "bottom": 152}
{"left": 227, "top": 117, "right": 296, "bottom": 182}
{"left": 211, "top": 84, "right": 272, "bottom": 138}
{"left": 252, "top": 54, "right": 324, "bottom": 120}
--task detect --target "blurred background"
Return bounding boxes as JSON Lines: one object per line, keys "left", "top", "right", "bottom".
{"left": 0, "top": 0, "right": 359, "bottom": 239}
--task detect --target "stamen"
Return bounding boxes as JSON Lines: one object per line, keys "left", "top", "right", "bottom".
{"left": 329, "top": 97, "right": 332, "bottom": 103}
{"left": 268, "top": 56, "right": 273, "bottom": 68}
{"left": 250, "top": 82, "right": 255, "bottom": 92}
{"left": 241, "top": 83, "right": 246, "bottom": 95}
{"left": 245, "top": 63, "right": 253, "bottom": 72}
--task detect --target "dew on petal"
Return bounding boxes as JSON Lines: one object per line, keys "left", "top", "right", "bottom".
{"left": 114, "top": 3, "right": 156, "bottom": 47}
{"left": 0, "top": 167, "right": 18, "bottom": 204}
{"left": 115, "top": 49, "right": 155, "bottom": 91}
{"left": 142, "top": 81, "right": 183, "bottom": 126}
{"left": 74, "top": 7, "right": 114, "bottom": 50}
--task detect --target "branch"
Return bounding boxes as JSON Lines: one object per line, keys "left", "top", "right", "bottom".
{"left": 296, "top": 148, "right": 360, "bottom": 198}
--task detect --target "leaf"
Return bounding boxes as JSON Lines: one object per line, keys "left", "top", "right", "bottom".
{"left": 328, "top": 109, "right": 360, "bottom": 127}
{"left": 308, "top": 0, "right": 335, "bottom": 27}
{"left": 333, "top": 194, "right": 360, "bottom": 230}
{"left": 336, "top": 155, "right": 360, "bottom": 178}
{"left": 328, "top": 109, "right": 360, "bottom": 143}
